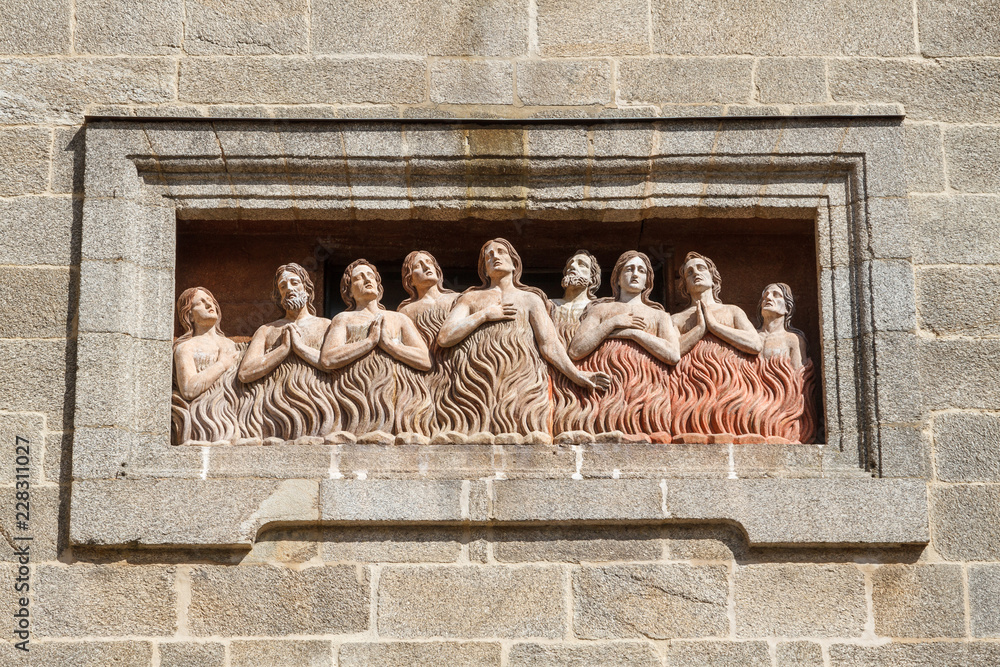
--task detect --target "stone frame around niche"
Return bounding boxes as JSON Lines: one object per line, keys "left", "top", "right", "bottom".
{"left": 70, "top": 115, "right": 929, "bottom": 549}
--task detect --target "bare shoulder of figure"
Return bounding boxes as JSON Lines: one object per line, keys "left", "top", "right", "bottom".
{"left": 220, "top": 336, "right": 238, "bottom": 352}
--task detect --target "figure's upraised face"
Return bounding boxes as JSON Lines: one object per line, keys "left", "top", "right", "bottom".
{"left": 761, "top": 284, "right": 788, "bottom": 316}
{"left": 189, "top": 289, "right": 218, "bottom": 327}
{"left": 409, "top": 252, "right": 438, "bottom": 290}
{"left": 682, "top": 257, "right": 714, "bottom": 293}
{"left": 619, "top": 256, "right": 648, "bottom": 296}
{"left": 563, "top": 253, "right": 593, "bottom": 288}
{"left": 350, "top": 264, "right": 380, "bottom": 301}
{"left": 484, "top": 241, "right": 514, "bottom": 277}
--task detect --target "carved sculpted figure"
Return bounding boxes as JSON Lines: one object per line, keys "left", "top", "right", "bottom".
{"left": 437, "top": 238, "right": 610, "bottom": 438}
{"left": 321, "top": 260, "right": 433, "bottom": 435}
{"left": 171, "top": 287, "right": 240, "bottom": 444}
{"left": 757, "top": 282, "right": 806, "bottom": 369}
{"left": 237, "top": 264, "right": 336, "bottom": 440}
{"left": 564, "top": 251, "right": 679, "bottom": 439}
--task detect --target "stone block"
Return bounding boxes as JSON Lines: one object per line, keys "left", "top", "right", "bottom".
{"left": 665, "top": 525, "right": 745, "bottom": 561}
{"left": 918, "top": 266, "right": 1000, "bottom": 336}
{"left": 776, "top": 641, "right": 824, "bottom": 666}
{"left": 573, "top": 564, "right": 729, "bottom": 639}
{"left": 158, "top": 642, "right": 226, "bottom": 667}
{"left": 828, "top": 642, "right": 1000, "bottom": 666}
{"left": 735, "top": 564, "right": 866, "bottom": 637}
{"left": 755, "top": 58, "right": 827, "bottom": 104}
{"left": 243, "top": 528, "right": 320, "bottom": 565}
{"left": 537, "top": 0, "right": 649, "bottom": 56}
{"left": 313, "top": 0, "right": 526, "bottom": 57}
{"left": 651, "top": 0, "right": 912, "bottom": 56}
{"left": 230, "top": 640, "right": 332, "bottom": 666}
{"left": 0, "top": 57, "right": 176, "bottom": 125}
{"left": 508, "top": 642, "right": 661, "bottom": 666}
{"left": 969, "top": 565, "right": 1000, "bottom": 637}
{"left": 903, "top": 123, "right": 945, "bottom": 192}
{"left": 70, "top": 478, "right": 318, "bottom": 547}
{"left": 869, "top": 260, "right": 916, "bottom": 331}
{"left": 877, "top": 425, "right": 930, "bottom": 479}
{"left": 339, "top": 642, "right": 501, "bottom": 667}
{"left": 492, "top": 479, "right": 662, "bottom": 522}
{"left": 619, "top": 57, "right": 754, "bottom": 105}
{"left": 872, "top": 332, "right": 924, "bottom": 423}
{"left": 493, "top": 526, "right": 661, "bottom": 563}
{"left": 378, "top": 566, "right": 564, "bottom": 638}
{"left": 78, "top": 262, "right": 173, "bottom": 340}
{"left": 517, "top": 60, "right": 612, "bottom": 106}
{"left": 189, "top": 565, "right": 368, "bottom": 636}
{"left": 430, "top": 60, "right": 513, "bottom": 105}
{"left": 320, "top": 479, "right": 464, "bottom": 522}
{"left": 930, "top": 484, "right": 1000, "bottom": 561}
{"left": 0, "top": 485, "right": 60, "bottom": 563}
{"left": 0, "top": 0, "right": 70, "bottom": 54}
{"left": 919, "top": 339, "right": 1000, "bottom": 410}
{"left": 829, "top": 58, "right": 1000, "bottom": 123}
{"left": 668, "top": 640, "right": 770, "bottom": 667}
{"left": 75, "top": 0, "right": 183, "bottom": 54}
{"left": 320, "top": 526, "right": 462, "bottom": 563}
{"left": 80, "top": 197, "right": 174, "bottom": 269}
{"left": 0, "top": 196, "right": 76, "bottom": 265}
{"left": 911, "top": 195, "right": 1000, "bottom": 264}
{"left": 934, "top": 412, "right": 1000, "bottom": 482}
{"left": 0, "top": 339, "right": 70, "bottom": 427}
{"left": 26, "top": 641, "right": 153, "bottom": 666}
{"left": 0, "top": 129, "right": 50, "bottom": 196}
{"left": 186, "top": 0, "right": 308, "bottom": 55}
{"left": 944, "top": 125, "right": 1000, "bottom": 192}
{"left": 0, "top": 412, "right": 44, "bottom": 485}
{"left": 208, "top": 445, "right": 331, "bottom": 479}
{"left": 867, "top": 196, "right": 912, "bottom": 260}
{"left": 51, "top": 126, "right": 84, "bottom": 194}
{"left": 34, "top": 565, "right": 176, "bottom": 636}
{"left": 872, "top": 564, "right": 965, "bottom": 637}
{"left": 179, "top": 57, "right": 426, "bottom": 105}
{"left": 918, "top": 0, "right": 1000, "bottom": 56}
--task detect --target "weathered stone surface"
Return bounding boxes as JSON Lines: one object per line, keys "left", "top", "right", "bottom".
{"left": 934, "top": 412, "right": 1000, "bottom": 482}
{"left": 508, "top": 642, "right": 661, "bottom": 666}
{"left": 872, "top": 332, "right": 924, "bottom": 423}
{"left": 829, "top": 58, "right": 1000, "bottom": 123}
{"left": 209, "top": 445, "right": 331, "bottom": 479}
{"left": 872, "top": 564, "right": 965, "bottom": 637}
{"left": 969, "top": 565, "right": 1000, "bottom": 637}
{"left": 517, "top": 60, "right": 612, "bottom": 106}
{"left": 668, "top": 640, "right": 770, "bottom": 666}
{"left": 0, "top": 339, "right": 70, "bottom": 426}
{"left": 0, "top": 196, "right": 76, "bottom": 265}
{"left": 918, "top": 266, "right": 1000, "bottom": 336}
{"left": 340, "top": 642, "right": 501, "bottom": 667}
{"left": 919, "top": 339, "right": 1000, "bottom": 410}
{"left": 186, "top": 0, "right": 308, "bottom": 55}
{"left": 243, "top": 528, "right": 320, "bottom": 564}
{"left": 903, "top": 123, "right": 945, "bottom": 192}
{"left": 665, "top": 525, "right": 744, "bottom": 561}
{"left": 0, "top": 412, "right": 44, "bottom": 485}
{"left": 573, "top": 564, "right": 729, "bottom": 639}
{"left": 313, "top": 0, "right": 526, "bottom": 56}
{"left": 930, "top": 484, "right": 1000, "bottom": 561}
{"left": 25, "top": 641, "right": 153, "bottom": 666}
{"left": 0, "top": 0, "right": 71, "bottom": 54}
{"left": 75, "top": 0, "right": 183, "bottom": 54}
{"left": 537, "top": 0, "right": 649, "bottom": 56}
{"left": 430, "top": 60, "right": 514, "bottom": 105}
{"left": 321, "top": 526, "right": 462, "bottom": 563}
{"left": 735, "top": 564, "right": 866, "bottom": 637}
{"left": 755, "top": 58, "right": 827, "bottom": 104}
{"left": 944, "top": 125, "right": 1000, "bottom": 193}
{"left": 0, "top": 57, "right": 176, "bottom": 124}
{"left": 0, "top": 485, "right": 60, "bottom": 563}
{"left": 0, "top": 129, "right": 50, "bottom": 195}
{"left": 230, "top": 640, "right": 333, "bottom": 666}
{"left": 776, "top": 641, "right": 824, "bottom": 666}
{"left": 918, "top": 0, "right": 1000, "bottom": 56}
{"left": 493, "top": 526, "right": 661, "bottom": 563}
{"left": 189, "top": 565, "right": 368, "bottom": 636}
{"left": 34, "top": 565, "right": 176, "bottom": 636}
{"left": 321, "top": 479, "right": 464, "bottom": 522}
{"left": 0, "top": 265, "right": 72, "bottom": 338}
{"left": 158, "top": 642, "right": 226, "bottom": 667}
{"left": 878, "top": 425, "right": 931, "bottom": 479}
{"left": 911, "top": 195, "right": 1000, "bottom": 264}
{"left": 378, "top": 566, "right": 564, "bottom": 638}
{"left": 652, "top": 0, "right": 912, "bottom": 55}
{"left": 619, "top": 57, "right": 753, "bottom": 104}
{"left": 493, "top": 479, "right": 662, "bottom": 522}
{"left": 179, "top": 57, "right": 426, "bottom": 104}
{"left": 870, "top": 259, "right": 917, "bottom": 331}
{"left": 828, "top": 642, "right": 1000, "bottom": 666}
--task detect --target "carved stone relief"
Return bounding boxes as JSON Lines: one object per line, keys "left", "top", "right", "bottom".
{"left": 172, "top": 241, "right": 819, "bottom": 446}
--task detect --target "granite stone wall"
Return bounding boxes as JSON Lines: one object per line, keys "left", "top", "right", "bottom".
{"left": 1, "top": 0, "right": 999, "bottom": 664}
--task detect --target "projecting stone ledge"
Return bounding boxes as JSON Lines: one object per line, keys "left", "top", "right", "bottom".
{"left": 70, "top": 477, "right": 927, "bottom": 549}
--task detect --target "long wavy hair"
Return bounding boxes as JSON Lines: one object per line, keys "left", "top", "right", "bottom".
{"left": 175, "top": 286, "right": 224, "bottom": 346}
{"left": 399, "top": 250, "right": 455, "bottom": 308}
{"left": 340, "top": 259, "right": 386, "bottom": 311}
{"left": 608, "top": 250, "right": 664, "bottom": 311}
{"left": 271, "top": 263, "right": 317, "bottom": 315}
{"left": 756, "top": 282, "right": 806, "bottom": 339}
{"left": 677, "top": 251, "right": 723, "bottom": 304}
{"left": 471, "top": 237, "right": 550, "bottom": 305}
{"left": 563, "top": 249, "right": 602, "bottom": 300}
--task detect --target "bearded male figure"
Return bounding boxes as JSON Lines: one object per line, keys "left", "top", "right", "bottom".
{"left": 237, "top": 263, "right": 336, "bottom": 441}
{"left": 437, "top": 238, "right": 610, "bottom": 439}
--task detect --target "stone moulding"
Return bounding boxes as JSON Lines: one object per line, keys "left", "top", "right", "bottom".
{"left": 71, "top": 115, "right": 928, "bottom": 548}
